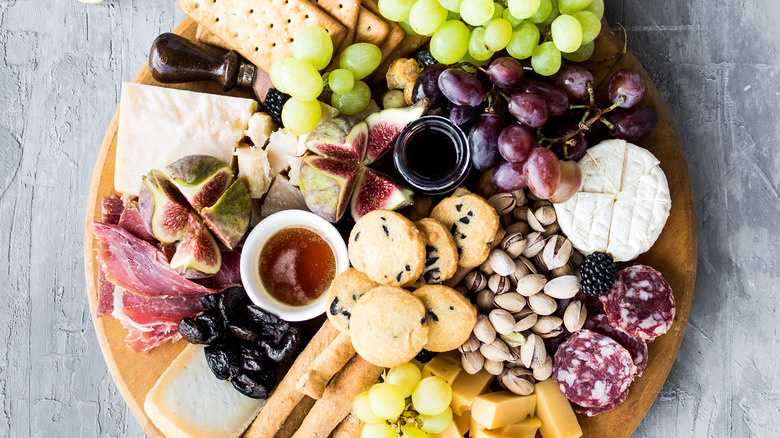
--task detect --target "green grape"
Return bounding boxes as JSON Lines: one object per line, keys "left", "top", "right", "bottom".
{"left": 468, "top": 27, "right": 495, "bottom": 61}
{"left": 419, "top": 407, "right": 453, "bottom": 434}
{"left": 507, "top": 0, "right": 541, "bottom": 20}
{"left": 551, "top": 14, "right": 582, "bottom": 53}
{"left": 409, "top": 0, "right": 448, "bottom": 35}
{"left": 339, "top": 43, "right": 382, "bottom": 79}
{"left": 563, "top": 40, "right": 594, "bottom": 61}
{"left": 361, "top": 422, "right": 396, "bottom": 438}
{"left": 437, "top": 0, "right": 461, "bottom": 13}
{"left": 506, "top": 20, "right": 540, "bottom": 59}
{"left": 484, "top": 18, "right": 513, "bottom": 51}
{"left": 558, "top": 0, "right": 592, "bottom": 14}
{"left": 331, "top": 80, "right": 371, "bottom": 115}
{"left": 539, "top": 0, "right": 560, "bottom": 27}
{"left": 292, "top": 26, "right": 333, "bottom": 70}
{"left": 274, "top": 57, "right": 323, "bottom": 101}
{"left": 386, "top": 363, "right": 422, "bottom": 397}
{"left": 572, "top": 10, "right": 600, "bottom": 44}
{"left": 400, "top": 426, "right": 430, "bottom": 438}
{"left": 398, "top": 20, "right": 419, "bottom": 35}
{"left": 378, "top": 0, "right": 417, "bottom": 21}
{"left": 411, "top": 376, "right": 452, "bottom": 416}
{"left": 502, "top": 8, "right": 523, "bottom": 27}
{"left": 584, "top": 0, "right": 604, "bottom": 19}
{"left": 447, "top": 9, "right": 461, "bottom": 20}
{"left": 368, "top": 383, "right": 406, "bottom": 420}
{"left": 459, "top": 51, "right": 491, "bottom": 68}
{"left": 329, "top": 68, "right": 355, "bottom": 95}
{"left": 528, "top": 0, "right": 552, "bottom": 23}
{"left": 459, "top": 0, "right": 494, "bottom": 26}
{"left": 430, "top": 20, "right": 470, "bottom": 64}
{"left": 353, "top": 392, "right": 382, "bottom": 424}
{"left": 531, "top": 40, "right": 562, "bottom": 75}
{"left": 269, "top": 57, "right": 296, "bottom": 93}
{"left": 490, "top": 3, "right": 505, "bottom": 22}
{"left": 281, "top": 98, "right": 321, "bottom": 135}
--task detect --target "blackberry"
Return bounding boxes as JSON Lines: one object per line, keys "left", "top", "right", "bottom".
{"left": 413, "top": 48, "right": 437, "bottom": 69}
{"left": 580, "top": 252, "right": 617, "bottom": 296}
{"left": 264, "top": 88, "right": 290, "bottom": 126}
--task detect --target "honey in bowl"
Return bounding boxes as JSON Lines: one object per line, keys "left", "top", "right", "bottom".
{"left": 258, "top": 227, "right": 336, "bottom": 307}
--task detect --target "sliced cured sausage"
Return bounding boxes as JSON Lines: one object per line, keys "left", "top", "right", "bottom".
{"left": 584, "top": 314, "right": 649, "bottom": 376}
{"left": 573, "top": 388, "right": 629, "bottom": 416}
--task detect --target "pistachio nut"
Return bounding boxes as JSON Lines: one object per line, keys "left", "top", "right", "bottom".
{"left": 563, "top": 300, "right": 588, "bottom": 333}
{"left": 521, "top": 232, "right": 546, "bottom": 258}
{"left": 488, "top": 249, "right": 516, "bottom": 277}
{"left": 515, "top": 274, "right": 547, "bottom": 297}
{"left": 533, "top": 355, "right": 554, "bottom": 381}
{"left": 462, "top": 351, "right": 485, "bottom": 374}
{"left": 517, "top": 256, "right": 538, "bottom": 275}
{"left": 527, "top": 292, "right": 557, "bottom": 315}
{"left": 533, "top": 253, "right": 549, "bottom": 272}
{"left": 531, "top": 199, "right": 552, "bottom": 210}
{"left": 550, "top": 263, "right": 574, "bottom": 279}
{"left": 534, "top": 205, "right": 557, "bottom": 226}
{"left": 459, "top": 332, "right": 482, "bottom": 353}
{"left": 484, "top": 359, "right": 505, "bottom": 376}
{"left": 542, "top": 222, "right": 561, "bottom": 237}
{"left": 531, "top": 316, "right": 564, "bottom": 336}
{"left": 526, "top": 208, "right": 545, "bottom": 232}
{"left": 501, "top": 366, "right": 535, "bottom": 396}
{"left": 476, "top": 289, "right": 496, "bottom": 314}
{"left": 479, "top": 258, "right": 495, "bottom": 276}
{"left": 544, "top": 275, "right": 581, "bottom": 299}
{"left": 464, "top": 270, "right": 487, "bottom": 293}
{"left": 505, "top": 221, "right": 531, "bottom": 236}
{"left": 542, "top": 235, "right": 573, "bottom": 270}
{"left": 488, "top": 193, "right": 516, "bottom": 216}
{"left": 489, "top": 308, "right": 516, "bottom": 335}
{"left": 513, "top": 205, "right": 531, "bottom": 223}
{"left": 474, "top": 314, "right": 497, "bottom": 344}
{"left": 494, "top": 292, "right": 527, "bottom": 313}
{"left": 510, "top": 189, "right": 527, "bottom": 206}
{"left": 490, "top": 228, "right": 506, "bottom": 250}
{"left": 488, "top": 274, "right": 511, "bottom": 294}
{"left": 499, "top": 331, "right": 526, "bottom": 347}
{"left": 513, "top": 308, "right": 538, "bottom": 332}
{"left": 520, "top": 333, "right": 547, "bottom": 369}
{"left": 480, "top": 338, "right": 513, "bottom": 362}
{"left": 500, "top": 232, "right": 527, "bottom": 259}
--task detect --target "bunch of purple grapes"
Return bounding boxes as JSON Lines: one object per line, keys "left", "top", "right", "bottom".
{"left": 411, "top": 57, "right": 658, "bottom": 202}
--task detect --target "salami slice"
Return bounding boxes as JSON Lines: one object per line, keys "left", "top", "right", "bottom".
{"left": 553, "top": 330, "right": 637, "bottom": 408}
{"left": 573, "top": 389, "right": 629, "bottom": 417}
{"left": 584, "top": 314, "right": 649, "bottom": 376}
{"left": 599, "top": 265, "right": 675, "bottom": 342}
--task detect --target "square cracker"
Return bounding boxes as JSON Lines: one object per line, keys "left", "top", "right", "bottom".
{"left": 361, "top": 0, "right": 405, "bottom": 65}
{"left": 354, "top": 6, "right": 388, "bottom": 46}
{"left": 178, "top": 0, "right": 347, "bottom": 73}
{"left": 313, "top": 0, "right": 360, "bottom": 52}
{"left": 195, "top": 24, "right": 231, "bottom": 50}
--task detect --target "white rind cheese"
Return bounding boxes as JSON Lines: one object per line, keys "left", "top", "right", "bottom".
{"left": 144, "top": 344, "right": 265, "bottom": 438}
{"left": 115, "top": 83, "right": 257, "bottom": 196}
{"left": 554, "top": 139, "right": 671, "bottom": 262}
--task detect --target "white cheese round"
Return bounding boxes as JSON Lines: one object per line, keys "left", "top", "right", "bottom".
{"left": 554, "top": 139, "right": 671, "bottom": 262}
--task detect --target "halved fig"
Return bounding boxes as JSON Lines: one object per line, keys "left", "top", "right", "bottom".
{"left": 306, "top": 118, "right": 368, "bottom": 163}
{"left": 201, "top": 179, "right": 252, "bottom": 250}
{"left": 166, "top": 155, "right": 235, "bottom": 210}
{"left": 138, "top": 169, "right": 201, "bottom": 244}
{"left": 363, "top": 99, "right": 428, "bottom": 165}
{"left": 350, "top": 168, "right": 414, "bottom": 221}
{"left": 298, "top": 156, "right": 360, "bottom": 223}
{"left": 169, "top": 224, "right": 223, "bottom": 278}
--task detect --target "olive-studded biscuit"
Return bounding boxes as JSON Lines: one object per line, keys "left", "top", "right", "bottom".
{"left": 430, "top": 194, "right": 500, "bottom": 268}
{"left": 414, "top": 218, "right": 459, "bottom": 285}
{"left": 349, "top": 286, "right": 429, "bottom": 367}
{"left": 348, "top": 210, "right": 426, "bottom": 287}
{"left": 413, "top": 285, "right": 477, "bottom": 352}
{"left": 326, "top": 268, "right": 378, "bottom": 333}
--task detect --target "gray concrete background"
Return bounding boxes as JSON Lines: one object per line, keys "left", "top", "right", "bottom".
{"left": 0, "top": 0, "right": 777, "bottom": 436}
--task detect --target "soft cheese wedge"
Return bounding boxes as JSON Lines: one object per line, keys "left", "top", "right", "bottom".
{"left": 554, "top": 139, "right": 671, "bottom": 261}
{"left": 144, "top": 344, "right": 265, "bottom": 438}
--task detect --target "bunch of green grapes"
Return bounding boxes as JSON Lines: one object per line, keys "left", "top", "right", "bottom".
{"left": 269, "top": 27, "right": 382, "bottom": 134}
{"left": 354, "top": 363, "right": 454, "bottom": 438}
{"left": 378, "top": 0, "right": 604, "bottom": 76}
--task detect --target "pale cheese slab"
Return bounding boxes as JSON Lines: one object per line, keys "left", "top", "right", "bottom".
{"left": 115, "top": 83, "right": 257, "bottom": 196}
{"left": 144, "top": 344, "right": 265, "bottom": 438}
{"left": 578, "top": 139, "right": 626, "bottom": 195}
{"left": 555, "top": 192, "right": 615, "bottom": 255}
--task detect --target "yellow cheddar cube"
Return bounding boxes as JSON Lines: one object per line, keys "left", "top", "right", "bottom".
{"left": 471, "top": 390, "right": 537, "bottom": 429}
{"left": 475, "top": 417, "right": 542, "bottom": 438}
{"left": 535, "top": 379, "right": 582, "bottom": 438}
{"left": 470, "top": 416, "right": 486, "bottom": 437}
{"left": 423, "top": 351, "right": 463, "bottom": 385}
{"left": 453, "top": 410, "right": 471, "bottom": 435}
{"left": 431, "top": 422, "right": 463, "bottom": 438}
{"left": 451, "top": 369, "right": 495, "bottom": 416}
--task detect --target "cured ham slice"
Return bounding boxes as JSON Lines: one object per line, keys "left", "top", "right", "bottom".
{"left": 101, "top": 197, "right": 124, "bottom": 225}
{"left": 92, "top": 222, "right": 215, "bottom": 298}
{"left": 117, "top": 287, "right": 203, "bottom": 325}
{"left": 117, "top": 199, "right": 155, "bottom": 241}
{"left": 212, "top": 250, "right": 242, "bottom": 290}
{"left": 124, "top": 322, "right": 181, "bottom": 353}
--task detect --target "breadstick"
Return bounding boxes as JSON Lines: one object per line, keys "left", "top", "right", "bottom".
{"left": 245, "top": 321, "right": 340, "bottom": 438}
{"left": 275, "top": 396, "right": 316, "bottom": 438}
{"left": 292, "top": 356, "right": 383, "bottom": 438}
{"left": 296, "top": 332, "right": 356, "bottom": 399}
{"left": 330, "top": 413, "right": 364, "bottom": 438}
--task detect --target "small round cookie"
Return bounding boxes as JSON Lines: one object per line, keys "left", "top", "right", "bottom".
{"left": 326, "top": 268, "right": 378, "bottom": 333}
{"left": 429, "top": 194, "right": 500, "bottom": 268}
{"left": 350, "top": 286, "right": 429, "bottom": 367}
{"left": 412, "top": 285, "right": 477, "bottom": 352}
{"left": 414, "top": 218, "right": 459, "bottom": 285}
{"left": 348, "top": 210, "right": 426, "bottom": 287}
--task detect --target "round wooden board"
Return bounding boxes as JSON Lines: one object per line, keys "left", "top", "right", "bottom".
{"left": 84, "top": 18, "right": 697, "bottom": 438}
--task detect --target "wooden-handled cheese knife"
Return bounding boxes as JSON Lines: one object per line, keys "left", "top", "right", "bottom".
{"left": 148, "top": 33, "right": 273, "bottom": 101}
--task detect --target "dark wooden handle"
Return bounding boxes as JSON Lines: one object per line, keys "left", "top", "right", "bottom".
{"left": 148, "top": 33, "right": 240, "bottom": 91}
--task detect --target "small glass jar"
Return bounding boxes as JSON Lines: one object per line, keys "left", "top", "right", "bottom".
{"left": 393, "top": 115, "right": 471, "bottom": 195}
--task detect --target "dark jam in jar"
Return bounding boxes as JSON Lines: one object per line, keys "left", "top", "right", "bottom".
{"left": 404, "top": 130, "right": 458, "bottom": 181}
{"left": 258, "top": 227, "right": 335, "bottom": 306}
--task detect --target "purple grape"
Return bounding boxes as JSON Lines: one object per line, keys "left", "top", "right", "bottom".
{"left": 524, "top": 147, "right": 561, "bottom": 200}
{"left": 521, "top": 80, "right": 569, "bottom": 116}
{"left": 438, "top": 68, "right": 485, "bottom": 107}
{"left": 469, "top": 113, "right": 505, "bottom": 171}
{"left": 608, "top": 70, "right": 646, "bottom": 108}
{"left": 586, "top": 119, "right": 611, "bottom": 145}
{"left": 412, "top": 63, "right": 447, "bottom": 109}
{"left": 550, "top": 124, "right": 588, "bottom": 161}
{"left": 508, "top": 92, "right": 549, "bottom": 127}
{"left": 551, "top": 65, "right": 594, "bottom": 101}
{"left": 498, "top": 124, "right": 534, "bottom": 163}
{"left": 488, "top": 57, "right": 525, "bottom": 92}
{"left": 609, "top": 105, "right": 658, "bottom": 142}
{"left": 449, "top": 105, "right": 480, "bottom": 127}
{"left": 492, "top": 159, "right": 527, "bottom": 192}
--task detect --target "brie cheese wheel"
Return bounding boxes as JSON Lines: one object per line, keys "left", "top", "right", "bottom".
{"left": 554, "top": 139, "right": 671, "bottom": 261}
{"left": 115, "top": 83, "right": 257, "bottom": 196}
{"left": 144, "top": 344, "right": 265, "bottom": 438}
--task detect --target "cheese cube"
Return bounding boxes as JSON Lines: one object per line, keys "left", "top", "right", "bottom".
{"left": 534, "top": 379, "right": 582, "bottom": 438}
{"left": 431, "top": 422, "right": 463, "bottom": 438}
{"left": 422, "top": 351, "right": 462, "bottom": 385}
{"left": 245, "top": 112, "right": 276, "bottom": 147}
{"left": 475, "top": 417, "right": 542, "bottom": 438}
{"left": 471, "top": 390, "right": 537, "bottom": 429}
{"left": 144, "top": 344, "right": 265, "bottom": 438}
{"left": 470, "top": 416, "right": 487, "bottom": 437}
{"left": 453, "top": 410, "right": 471, "bottom": 435}
{"left": 450, "top": 369, "right": 495, "bottom": 416}
{"left": 235, "top": 144, "right": 272, "bottom": 198}
{"left": 115, "top": 83, "right": 257, "bottom": 196}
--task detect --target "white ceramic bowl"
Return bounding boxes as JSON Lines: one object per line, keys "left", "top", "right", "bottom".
{"left": 240, "top": 210, "right": 349, "bottom": 322}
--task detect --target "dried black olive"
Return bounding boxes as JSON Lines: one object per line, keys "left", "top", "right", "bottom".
{"left": 195, "top": 313, "right": 225, "bottom": 344}
{"left": 229, "top": 324, "right": 261, "bottom": 342}
{"left": 201, "top": 294, "right": 220, "bottom": 312}
{"left": 231, "top": 373, "right": 271, "bottom": 399}
{"left": 205, "top": 344, "right": 242, "bottom": 380}
{"left": 414, "top": 349, "right": 436, "bottom": 363}
{"left": 247, "top": 304, "right": 279, "bottom": 325}
{"left": 267, "top": 320, "right": 291, "bottom": 345}
{"left": 261, "top": 327, "right": 301, "bottom": 363}
{"left": 178, "top": 317, "right": 209, "bottom": 344}
{"left": 220, "top": 286, "right": 248, "bottom": 322}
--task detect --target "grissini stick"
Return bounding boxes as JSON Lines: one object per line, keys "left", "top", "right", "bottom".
{"left": 296, "top": 332, "right": 356, "bottom": 399}
{"left": 330, "top": 413, "right": 365, "bottom": 438}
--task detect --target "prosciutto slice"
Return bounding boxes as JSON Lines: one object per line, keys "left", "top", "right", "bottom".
{"left": 101, "top": 197, "right": 124, "bottom": 225}
{"left": 124, "top": 322, "right": 181, "bottom": 353}
{"left": 117, "top": 199, "right": 155, "bottom": 241}
{"left": 212, "top": 250, "right": 242, "bottom": 290}
{"left": 92, "top": 222, "right": 215, "bottom": 298}
{"left": 117, "top": 288, "right": 202, "bottom": 325}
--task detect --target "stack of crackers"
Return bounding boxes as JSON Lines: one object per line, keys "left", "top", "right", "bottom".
{"left": 178, "top": 0, "right": 429, "bottom": 86}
